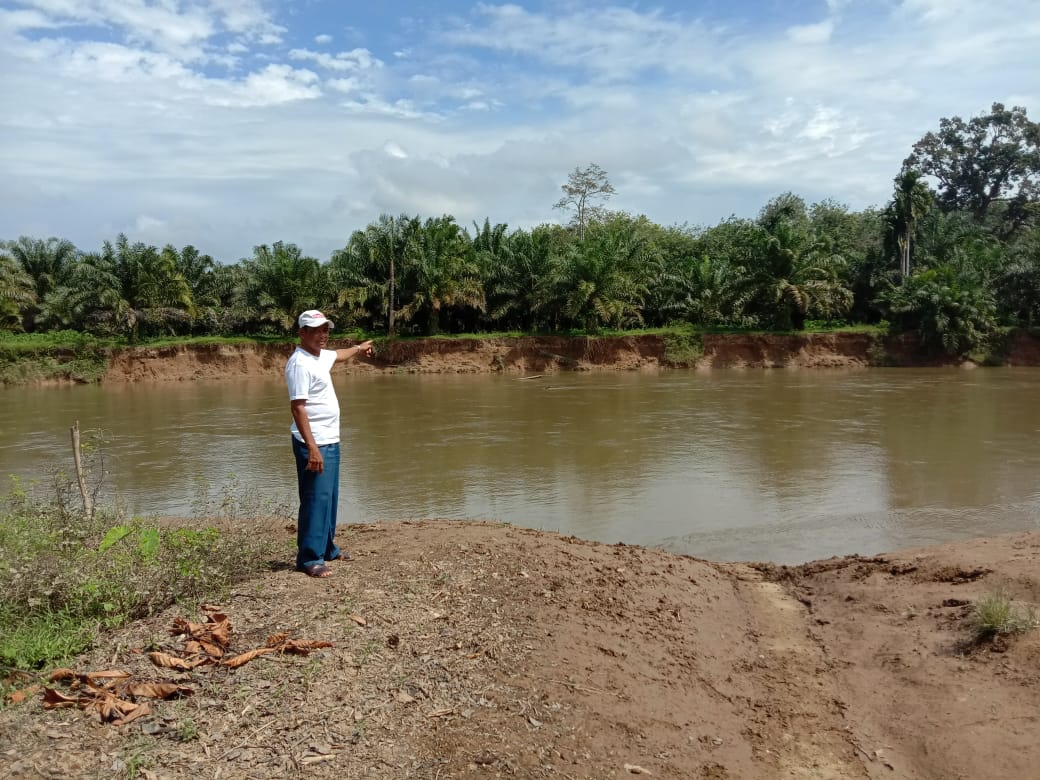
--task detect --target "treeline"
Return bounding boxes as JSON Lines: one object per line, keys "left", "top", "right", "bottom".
{"left": 1, "top": 103, "right": 1038, "bottom": 356}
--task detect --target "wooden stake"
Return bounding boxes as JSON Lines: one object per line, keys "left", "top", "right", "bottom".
{"left": 71, "top": 420, "right": 93, "bottom": 516}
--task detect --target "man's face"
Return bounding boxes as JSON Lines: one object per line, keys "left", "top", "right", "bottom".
{"left": 299, "top": 324, "right": 330, "bottom": 354}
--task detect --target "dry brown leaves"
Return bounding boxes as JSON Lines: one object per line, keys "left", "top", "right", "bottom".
{"left": 38, "top": 605, "right": 333, "bottom": 725}
{"left": 41, "top": 668, "right": 191, "bottom": 725}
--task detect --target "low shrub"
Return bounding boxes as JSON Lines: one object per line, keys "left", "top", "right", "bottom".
{"left": 970, "top": 589, "right": 1038, "bottom": 644}
{"left": 0, "top": 479, "right": 284, "bottom": 670}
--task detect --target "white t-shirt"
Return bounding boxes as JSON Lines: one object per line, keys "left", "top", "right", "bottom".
{"left": 285, "top": 347, "right": 340, "bottom": 445}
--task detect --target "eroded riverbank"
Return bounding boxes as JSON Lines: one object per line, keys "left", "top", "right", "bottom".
{"left": 96, "top": 330, "right": 1040, "bottom": 383}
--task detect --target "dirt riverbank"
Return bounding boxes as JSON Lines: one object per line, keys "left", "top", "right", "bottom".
{"left": 97, "top": 330, "right": 1040, "bottom": 383}
{"left": 3, "top": 522, "right": 1040, "bottom": 779}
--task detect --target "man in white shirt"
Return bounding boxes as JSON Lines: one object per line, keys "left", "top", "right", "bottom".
{"left": 285, "top": 309, "right": 373, "bottom": 578}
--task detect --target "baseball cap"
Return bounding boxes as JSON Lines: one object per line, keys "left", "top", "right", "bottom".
{"left": 298, "top": 310, "right": 334, "bottom": 329}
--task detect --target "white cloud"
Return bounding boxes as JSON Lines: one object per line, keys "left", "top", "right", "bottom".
{"left": 0, "top": 0, "right": 1037, "bottom": 262}
{"left": 207, "top": 64, "right": 322, "bottom": 107}
{"left": 786, "top": 20, "right": 833, "bottom": 45}
{"left": 288, "top": 47, "right": 382, "bottom": 72}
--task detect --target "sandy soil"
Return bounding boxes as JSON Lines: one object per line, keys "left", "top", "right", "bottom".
{"left": 4, "top": 522, "right": 1040, "bottom": 779}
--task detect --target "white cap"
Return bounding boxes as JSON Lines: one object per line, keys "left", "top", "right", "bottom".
{"left": 298, "top": 310, "right": 334, "bottom": 329}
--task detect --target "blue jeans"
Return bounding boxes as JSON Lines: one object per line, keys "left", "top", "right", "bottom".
{"left": 292, "top": 438, "right": 342, "bottom": 569}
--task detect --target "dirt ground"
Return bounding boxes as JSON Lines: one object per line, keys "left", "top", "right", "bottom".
{"left": 3, "top": 521, "right": 1040, "bottom": 780}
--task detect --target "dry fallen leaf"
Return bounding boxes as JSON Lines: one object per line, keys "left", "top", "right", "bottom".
{"left": 147, "top": 652, "right": 197, "bottom": 671}
{"left": 301, "top": 754, "right": 336, "bottom": 765}
{"left": 221, "top": 648, "right": 276, "bottom": 669}
{"left": 88, "top": 693, "right": 137, "bottom": 722}
{"left": 41, "top": 688, "right": 81, "bottom": 709}
{"left": 281, "top": 639, "right": 334, "bottom": 654}
{"left": 112, "top": 702, "right": 152, "bottom": 726}
{"left": 198, "top": 639, "right": 224, "bottom": 658}
{"left": 266, "top": 632, "right": 291, "bottom": 647}
{"left": 124, "top": 682, "right": 194, "bottom": 700}
{"left": 148, "top": 653, "right": 196, "bottom": 673}
{"left": 348, "top": 614, "right": 367, "bottom": 627}
{"left": 6, "top": 684, "right": 41, "bottom": 704}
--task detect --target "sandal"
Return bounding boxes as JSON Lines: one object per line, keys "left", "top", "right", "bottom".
{"left": 299, "top": 563, "right": 333, "bottom": 578}
{"left": 331, "top": 552, "right": 351, "bottom": 562}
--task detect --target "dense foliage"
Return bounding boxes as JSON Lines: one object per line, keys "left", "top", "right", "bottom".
{"left": 3, "top": 104, "right": 1039, "bottom": 356}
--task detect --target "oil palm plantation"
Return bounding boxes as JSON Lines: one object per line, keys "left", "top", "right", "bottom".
{"left": 658, "top": 253, "right": 751, "bottom": 328}
{"left": 47, "top": 234, "right": 192, "bottom": 339}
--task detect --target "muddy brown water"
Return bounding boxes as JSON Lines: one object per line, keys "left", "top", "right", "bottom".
{"left": 2, "top": 368, "right": 1039, "bottom": 564}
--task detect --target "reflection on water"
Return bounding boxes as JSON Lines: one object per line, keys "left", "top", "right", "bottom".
{"left": 2, "top": 368, "right": 1039, "bottom": 564}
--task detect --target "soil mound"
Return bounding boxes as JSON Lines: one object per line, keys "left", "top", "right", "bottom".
{"left": 4, "top": 523, "right": 1040, "bottom": 779}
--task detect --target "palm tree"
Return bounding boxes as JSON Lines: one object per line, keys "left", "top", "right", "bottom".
{"left": 545, "top": 221, "right": 649, "bottom": 332}
{"left": 745, "top": 222, "right": 852, "bottom": 330}
{"left": 396, "top": 216, "right": 485, "bottom": 335}
{"left": 659, "top": 253, "right": 752, "bottom": 328}
{"left": 332, "top": 214, "right": 420, "bottom": 336}
{"left": 478, "top": 227, "right": 555, "bottom": 331}
{"left": 238, "top": 242, "right": 328, "bottom": 333}
{"left": 53, "top": 235, "right": 192, "bottom": 339}
{"left": 0, "top": 251, "right": 34, "bottom": 330}
{"left": 889, "top": 171, "right": 934, "bottom": 278}
{"left": 4, "top": 236, "right": 77, "bottom": 331}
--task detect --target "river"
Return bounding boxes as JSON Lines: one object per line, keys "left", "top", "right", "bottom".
{"left": 2, "top": 368, "right": 1039, "bottom": 564}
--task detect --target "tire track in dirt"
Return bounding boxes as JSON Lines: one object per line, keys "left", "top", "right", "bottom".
{"left": 727, "top": 565, "right": 869, "bottom": 779}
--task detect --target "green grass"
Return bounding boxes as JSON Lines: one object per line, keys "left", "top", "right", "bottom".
{"left": 0, "top": 330, "right": 111, "bottom": 384}
{"left": 660, "top": 325, "right": 704, "bottom": 365}
{"left": 970, "top": 589, "right": 1038, "bottom": 643}
{"left": 0, "top": 478, "right": 284, "bottom": 672}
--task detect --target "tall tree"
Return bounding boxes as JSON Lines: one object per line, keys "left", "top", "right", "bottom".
{"left": 887, "top": 170, "right": 934, "bottom": 277}
{"left": 332, "top": 214, "right": 420, "bottom": 336}
{"left": 553, "top": 163, "right": 616, "bottom": 241}
{"left": 758, "top": 192, "right": 810, "bottom": 236}
{"left": 902, "top": 102, "right": 1040, "bottom": 235}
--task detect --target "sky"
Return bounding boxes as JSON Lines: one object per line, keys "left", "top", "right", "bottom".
{"left": 1, "top": 0, "right": 1038, "bottom": 264}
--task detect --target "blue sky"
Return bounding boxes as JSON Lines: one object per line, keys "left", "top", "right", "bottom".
{"left": 1, "top": 0, "right": 1038, "bottom": 263}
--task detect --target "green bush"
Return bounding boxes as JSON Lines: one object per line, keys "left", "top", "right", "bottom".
{"left": 881, "top": 265, "right": 997, "bottom": 356}
{"left": 661, "top": 325, "right": 703, "bottom": 365}
{"left": 0, "top": 482, "right": 283, "bottom": 670}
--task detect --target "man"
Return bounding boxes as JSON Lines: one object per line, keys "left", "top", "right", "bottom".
{"left": 285, "top": 309, "right": 373, "bottom": 578}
